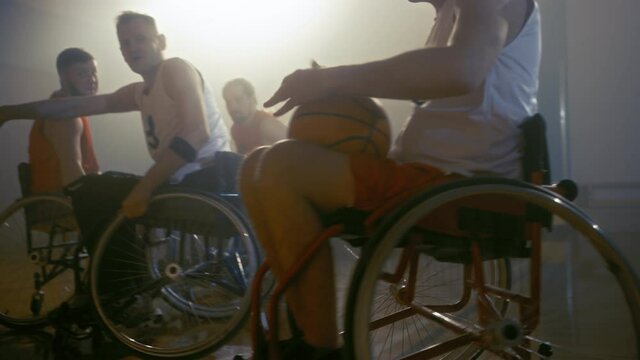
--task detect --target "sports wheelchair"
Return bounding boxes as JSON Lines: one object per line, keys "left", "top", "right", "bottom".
{"left": 248, "top": 114, "right": 640, "bottom": 359}
{"left": 0, "top": 163, "right": 86, "bottom": 329}
{"left": 0, "top": 164, "right": 264, "bottom": 359}
{"left": 88, "top": 187, "right": 261, "bottom": 359}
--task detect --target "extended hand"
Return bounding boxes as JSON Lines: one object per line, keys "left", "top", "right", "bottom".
{"left": 264, "top": 65, "right": 332, "bottom": 116}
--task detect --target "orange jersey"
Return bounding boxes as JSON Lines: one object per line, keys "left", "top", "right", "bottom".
{"left": 28, "top": 116, "right": 99, "bottom": 193}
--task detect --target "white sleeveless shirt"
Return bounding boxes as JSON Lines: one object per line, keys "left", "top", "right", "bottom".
{"left": 390, "top": 0, "right": 541, "bottom": 178}
{"left": 134, "top": 58, "right": 231, "bottom": 181}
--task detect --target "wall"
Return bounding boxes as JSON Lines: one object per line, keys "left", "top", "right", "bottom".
{"left": 564, "top": 0, "right": 640, "bottom": 231}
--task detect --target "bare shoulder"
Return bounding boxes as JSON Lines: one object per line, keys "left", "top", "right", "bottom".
{"left": 456, "top": 0, "right": 526, "bottom": 16}
{"left": 456, "top": 0, "right": 529, "bottom": 40}
{"left": 50, "top": 89, "right": 66, "bottom": 98}
{"left": 259, "top": 111, "right": 286, "bottom": 131}
{"left": 105, "top": 82, "right": 142, "bottom": 112}
{"left": 163, "top": 57, "right": 191, "bottom": 69}
{"left": 497, "top": 0, "right": 531, "bottom": 42}
{"left": 114, "top": 82, "right": 143, "bottom": 95}
{"left": 456, "top": 0, "right": 509, "bottom": 12}
{"left": 161, "top": 57, "right": 200, "bottom": 91}
{"left": 162, "top": 57, "right": 198, "bottom": 77}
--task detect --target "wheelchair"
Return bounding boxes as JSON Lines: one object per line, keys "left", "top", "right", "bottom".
{"left": 248, "top": 114, "right": 640, "bottom": 359}
{"left": 87, "top": 186, "right": 262, "bottom": 359}
{"left": 0, "top": 163, "right": 265, "bottom": 359}
{"left": 0, "top": 163, "right": 87, "bottom": 329}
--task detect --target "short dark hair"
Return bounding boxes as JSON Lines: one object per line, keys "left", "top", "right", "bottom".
{"left": 223, "top": 78, "right": 256, "bottom": 100}
{"left": 55, "top": 48, "right": 94, "bottom": 75}
{"left": 116, "top": 11, "right": 158, "bottom": 34}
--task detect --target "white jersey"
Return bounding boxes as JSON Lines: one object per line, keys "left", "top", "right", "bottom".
{"left": 133, "top": 58, "right": 230, "bottom": 181}
{"left": 390, "top": 0, "right": 541, "bottom": 178}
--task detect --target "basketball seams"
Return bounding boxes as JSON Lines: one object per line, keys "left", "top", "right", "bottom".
{"left": 293, "top": 112, "right": 390, "bottom": 140}
{"left": 289, "top": 96, "right": 391, "bottom": 158}
{"left": 327, "top": 135, "right": 381, "bottom": 157}
{"left": 363, "top": 120, "right": 378, "bottom": 156}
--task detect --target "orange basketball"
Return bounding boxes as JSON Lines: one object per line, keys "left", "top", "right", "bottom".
{"left": 288, "top": 96, "right": 391, "bottom": 158}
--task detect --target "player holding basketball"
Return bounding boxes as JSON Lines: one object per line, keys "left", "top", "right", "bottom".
{"left": 222, "top": 78, "right": 287, "bottom": 154}
{"left": 29, "top": 48, "right": 100, "bottom": 194}
{"left": 240, "top": 0, "right": 540, "bottom": 358}
{"left": 0, "top": 12, "right": 231, "bottom": 231}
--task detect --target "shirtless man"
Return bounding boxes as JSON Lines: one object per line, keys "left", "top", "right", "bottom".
{"left": 223, "top": 78, "right": 286, "bottom": 154}
{"left": 0, "top": 11, "right": 231, "bottom": 221}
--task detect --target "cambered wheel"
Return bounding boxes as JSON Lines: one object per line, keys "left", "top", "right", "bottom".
{"left": 346, "top": 179, "right": 639, "bottom": 360}
{"left": 90, "top": 191, "right": 260, "bottom": 359}
{"left": 0, "top": 195, "right": 84, "bottom": 329}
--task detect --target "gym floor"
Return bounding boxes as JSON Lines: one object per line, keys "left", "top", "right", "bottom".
{"left": 0, "top": 314, "right": 254, "bottom": 359}
{"left": 0, "top": 227, "right": 637, "bottom": 359}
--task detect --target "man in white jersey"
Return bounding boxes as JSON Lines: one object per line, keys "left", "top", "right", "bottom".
{"left": 239, "top": 0, "right": 540, "bottom": 358}
{"left": 0, "top": 12, "right": 233, "bottom": 245}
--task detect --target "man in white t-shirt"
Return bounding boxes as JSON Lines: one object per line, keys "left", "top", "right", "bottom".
{"left": 239, "top": 0, "right": 540, "bottom": 358}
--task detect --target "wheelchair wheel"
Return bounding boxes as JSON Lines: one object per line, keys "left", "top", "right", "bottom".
{"left": 0, "top": 195, "right": 85, "bottom": 329}
{"left": 345, "top": 179, "right": 640, "bottom": 360}
{"left": 89, "top": 191, "right": 260, "bottom": 359}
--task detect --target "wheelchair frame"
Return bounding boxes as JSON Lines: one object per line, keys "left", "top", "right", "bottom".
{"left": 0, "top": 163, "right": 87, "bottom": 329}
{"left": 345, "top": 178, "right": 639, "bottom": 359}
{"left": 0, "top": 193, "right": 86, "bottom": 329}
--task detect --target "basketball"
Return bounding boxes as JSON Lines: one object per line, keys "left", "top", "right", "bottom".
{"left": 288, "top": 96, "right": 391, "bottom": 158}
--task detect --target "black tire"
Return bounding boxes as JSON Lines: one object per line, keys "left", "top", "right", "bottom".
{"left": 89, "top": 191, "right": 260, "bottom": 359}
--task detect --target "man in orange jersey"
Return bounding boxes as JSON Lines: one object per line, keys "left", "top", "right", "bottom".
{"left": 29, "top": 48, "right": 100, "bottom": 194}
{"left": 223, "top": 78, "right": 286, "bottom": 154}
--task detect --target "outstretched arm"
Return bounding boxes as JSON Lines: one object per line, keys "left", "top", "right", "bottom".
{"left": 0, "top": 83, "right": 139, "bottom": 126}
{"left": 265, "top": 0, "right": 511, "bottom": 115}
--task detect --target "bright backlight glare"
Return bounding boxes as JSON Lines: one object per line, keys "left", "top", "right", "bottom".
{"left": 144, "top": 0, "right": 324, "bottom": 51}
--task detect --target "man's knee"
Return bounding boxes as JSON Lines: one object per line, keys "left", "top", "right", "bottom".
{"left": 240, "top": 146, "right": 269, "bottom": 187}
{"left": 254, "top": 140, "right": 315, "bottom": 189}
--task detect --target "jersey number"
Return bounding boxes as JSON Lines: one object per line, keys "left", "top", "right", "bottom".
{"left": 145, "top": 115, "right": 160, "bottom": 149}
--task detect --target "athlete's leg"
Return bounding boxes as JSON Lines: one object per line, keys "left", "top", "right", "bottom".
{"left": 239, "top": 146, "right": 271, "bottom": 258}
{"left": 240, "top": 140, "right": 355, "bottom": 349}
